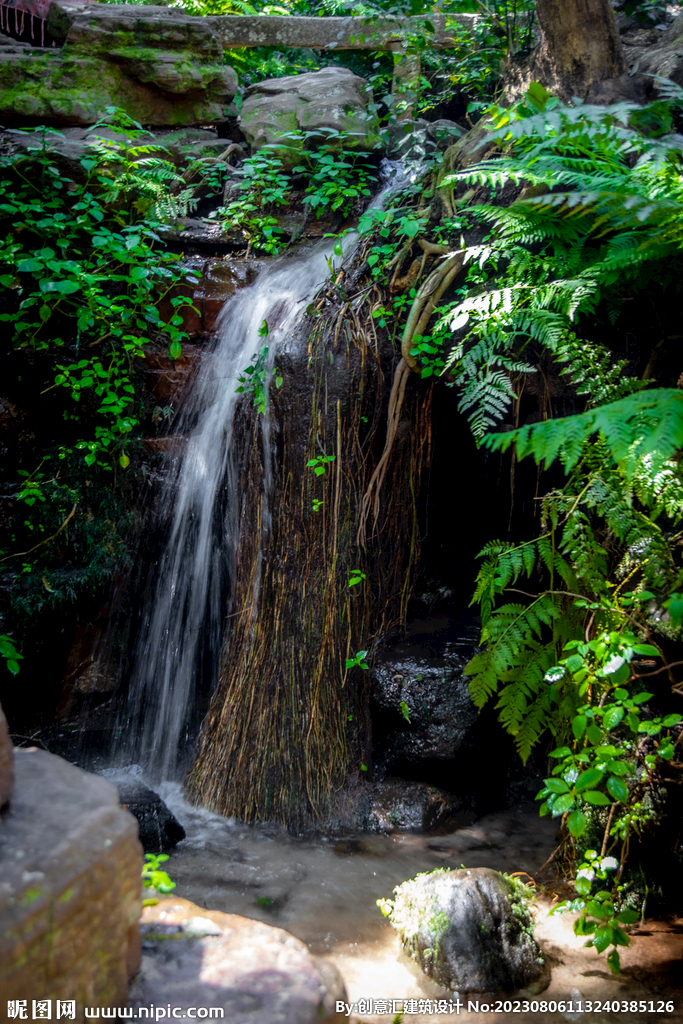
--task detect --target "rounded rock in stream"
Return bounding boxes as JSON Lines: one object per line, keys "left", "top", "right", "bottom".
{"left": 115, "top": 779, "right": 185, "bottom": 853}
{"left": 136, "top": 897, "right": 346, "bottom": 1024}
{"left": 384, "top": 867, "right": 547, "bottom": 994}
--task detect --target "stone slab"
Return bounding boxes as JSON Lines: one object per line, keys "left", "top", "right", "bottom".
{"left": 137, "top": 897, "right": 346, "bottom": 1024}
{"left": 0, "top": 750, "right": 142, "bottom": 1012}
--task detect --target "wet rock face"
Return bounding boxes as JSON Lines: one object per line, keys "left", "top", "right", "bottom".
{"left": 367, "top": 777, "right": 461, "bottom": 833}
{"left": 370, "top": 615, "right": 480, "bottom": 773}
{"left": 0, "top": 2, "right": 237, "bottom": 126}
{"left": 137, "top": 897, "right": 346, "bottom": 1024}
{"left": 115, "top": 778, "right": 186, "bottom": 853}
{"left": 0, "top": 701, "right": 13, "bottom": 812}
{"left": 0, "top": 750, "right": 142, "bottom": 1009}
{"left": 239, "top": 66, "right": 380, "bottom": 167}
{"left": 387, "top": 867, "right": 546, "bottom": 994}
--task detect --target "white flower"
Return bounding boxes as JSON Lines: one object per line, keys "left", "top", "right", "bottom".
{"left": 600, "top": 857, "right": 619, "bottom": 872}
{"left": 576, "top": 868, "right": 595, "bottom": 882}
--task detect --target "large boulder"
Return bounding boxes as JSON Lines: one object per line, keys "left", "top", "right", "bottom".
{"left": 0, "top": 1, "right": 237, "bottom": 126}
{"left": 136, "top": 897, "right": 346, "bottom": 1023}
{"left": 384, "top": 867, "right": 547, "bottom": 994}
{"left": 239, "top": 66, "right": 380, "bottom": 167}
{"left": 0, "top": 749, "right": 142, "bottom": 1009}
{"left": 0, "top": 701, "right": 13, "bottom": 812}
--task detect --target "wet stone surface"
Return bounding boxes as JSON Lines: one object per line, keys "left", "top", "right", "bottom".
{"left": 136, "top": 897, "right": 346, "bottom": 1024}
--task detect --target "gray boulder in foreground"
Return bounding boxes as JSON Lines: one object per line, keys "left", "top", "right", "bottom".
{"left": 385, "top": 867, "right": 546, "bottom": 994}
{"left": 137, "top": 897, "right": 346, "bottom": 1024}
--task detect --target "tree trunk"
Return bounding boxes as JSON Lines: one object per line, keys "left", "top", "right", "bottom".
{"left": 532, "top": 0, "right": 626, "bottom": 100}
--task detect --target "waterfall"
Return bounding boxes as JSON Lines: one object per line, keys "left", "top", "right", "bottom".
{"left": 114, "top": 162, "right": 407, "bottom": 780}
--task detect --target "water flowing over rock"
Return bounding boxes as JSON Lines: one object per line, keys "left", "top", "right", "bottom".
{"left": 386, "top": 867, "right": 547, "bottom": 994}
{"left": 0, "top": 749, "right": 142, "bottom": 1008}
{"left": 0, "top": 701, "right": 13, "bottom": 812}
{"left": 135, "top": 897, "right": 346, "bottom": 1024}
{"left": 239, "top": 67, "right": 380, "bottom": 167}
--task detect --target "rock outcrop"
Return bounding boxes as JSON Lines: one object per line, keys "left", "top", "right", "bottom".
{"left": 622, "top": 11, "right": 683, "bottom": 92}
{"left": 0, "top": 1, "right": 237, "bottom": 126}
{"left": 0, "top": 701, "right": 13, "bottom": 812}
{"left": 136, "top": 897, "right": 346, "bottom": 1024}
{"left": 239, "top": 66, "right": 380, "bottom": 167}
{"left": 0, "top": 749, "right": 142, "bottom": 1009}
{"left": 385, "top": 867, "right": 547, "bottom": 994}
{"left": 368, "top": 777, "right": 461, "bottom": 832}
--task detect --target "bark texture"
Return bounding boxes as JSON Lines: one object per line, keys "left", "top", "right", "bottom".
{"left": 533, "top": 0, "right": 626, "bottom": 99}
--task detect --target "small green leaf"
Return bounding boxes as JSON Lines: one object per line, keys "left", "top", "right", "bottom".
{"left": 587, "top": 723, "right": 603, "bottom": 745}
{"left": 572, "top": 714, "right": 587, "bottom": 739}
{"left": 169, "top": 340, "right": 182, "bottom": 360}
{"left": 545, "top": 778, "right": 570, "bottom": 794}
{"left": 584, "top": 790, "right": 611, "bottom": 806}
{"left": 662, "top": 714, "right": 683, "bottom": 727}
{"left": 552, "top": 793, "right": 575, "bottom": 815}
{"left": 631, "top": 644, "right": 660, "bottom": 656}
{"left": 574, "top": 876, "right": 592, "bottom": 896}
{"left": 550, "top": 746, "right": 572, "bottom": 758}
{"left": 576, "top": 767, "right": 604, "bottom": 792}
{"left": 603, "top": 706, "right": 624, "bottom": 730}
{"left": 607, "top": 776, "right": 629, "bottom": 802}
{"left": 567, "top": 808, "right": 587, "bottom": 837}
{"left": 119, "top": 453, "right": 130, "bottom": 469}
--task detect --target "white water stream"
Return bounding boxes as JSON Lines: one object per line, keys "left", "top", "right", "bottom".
{"left": 114, "top": 163, "right": 407, "bottom": 778}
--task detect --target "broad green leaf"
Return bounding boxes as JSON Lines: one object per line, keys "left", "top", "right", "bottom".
{"left": 603, "top": 706, "right": 624, "bottom": 730}
{"left": 572, "top": 714, "right": 587, "bottom": 740}
{"left": 662, "top": 714, "right": 682, "bottom": 727}
{"left": 567, "top": 809, "right": 586, "bottom": 837}
{"left": 576, "top": 767, "right": 604, "bottom": 792}
{"left": 552, "top": 793, "right": 575, "bottom": 815}
{"left": 587, "top": 724, "right": 603, "bottom": 745}
{"left": 169, "top": 340, "right": 182, "bottom": 360}
{"left": 545, "top": 778, "right": 570, "bottom": 794}
{"left": 607, "top": 776, "right": 629, "bottom": 802}
{"left": 583, "top": 790, "right": 611, "bottom": 806}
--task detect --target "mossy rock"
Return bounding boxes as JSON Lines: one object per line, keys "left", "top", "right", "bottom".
{"left": 385, "top": 867, "right": 547, "bottom": 994}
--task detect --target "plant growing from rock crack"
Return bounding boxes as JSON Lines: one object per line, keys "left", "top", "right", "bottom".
{"left": 235, "top": 323, "right": 282, "bottom": 415}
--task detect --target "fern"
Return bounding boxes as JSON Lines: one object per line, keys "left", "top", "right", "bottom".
{"left": 483, "top": 388, "right": 683, "bottom": 471}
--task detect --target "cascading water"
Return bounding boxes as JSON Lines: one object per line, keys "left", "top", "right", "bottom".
{"left": 114, "top": 162, "right": 407, "bottom": 780}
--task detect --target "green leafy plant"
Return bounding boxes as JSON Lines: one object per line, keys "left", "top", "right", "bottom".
{"left": 345, "top": 649, "right": 369, "bottom": 670}
{"left": 550, "top": 851, "right": 639, "bottom": 974}
{"left": 0, "top": 635, "right": 22, "bottom": 675}
{"left": 235, "top": 322, "right": 283, "bottom": 414}
{"left": 142, "top": 853, "right": 176, "bottom": 894}
{"left": 306, "top": 453, "right": 336, "bottom": 476}
{"left": 348, "top": 568, "right": 367, "bottom": 587}
{"left": 0, "top": 112, "right": 195, "bottom": 469}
